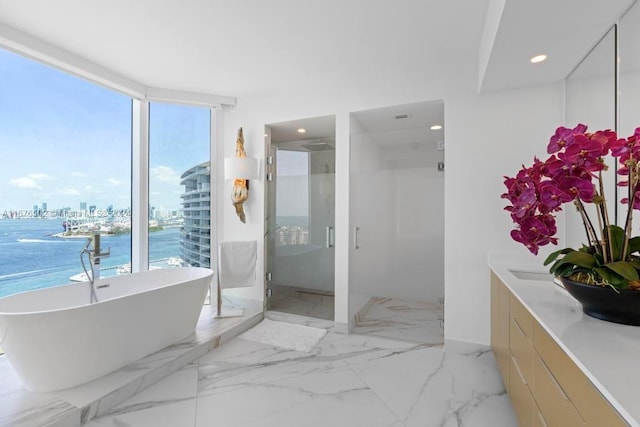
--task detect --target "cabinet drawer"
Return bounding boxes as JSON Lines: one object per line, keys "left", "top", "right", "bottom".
{"left": 533, "top": 405, "right": 548, "bottom": 427}
{"left": 533, "top": 322, "right": 627, "bottom": 426}
{"left": 533, "top": 352, "right": 585, "bottom": 427}
{"left": 510, "top": 316, "right": 533, "bottom": 385}
{"left": 510, "top": 355, "right": 534, "bottom": 427}
{"left": 491, "top": 273, "right": 511, "bottom": 390}
{"left": 510, "top": 293, "right": 533, "bottom": 338}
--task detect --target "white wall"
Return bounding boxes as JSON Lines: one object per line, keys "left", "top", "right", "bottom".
{"left": 444, "top": 85, "right": 564, "bottom": 345}
{"left": 220, "top": 76, "right": 564, "bottom": 346}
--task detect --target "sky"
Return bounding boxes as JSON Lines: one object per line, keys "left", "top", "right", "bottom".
{"left": 0, "top": 48, "right": 210, "bottom": 214}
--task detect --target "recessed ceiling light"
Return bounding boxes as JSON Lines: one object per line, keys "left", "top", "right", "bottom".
{"left": 430, "top": 125, "right": 443, "bottom": 130}
{"left": 297, "top": 128, "right": 306, "bottom": 134}
{"left": 530, "top": 54, "right": 547, "bottom": 64}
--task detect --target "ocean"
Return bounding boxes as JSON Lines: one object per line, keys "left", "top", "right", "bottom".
{"left": 0, "top": 218, "right": 182, "bottom": 298}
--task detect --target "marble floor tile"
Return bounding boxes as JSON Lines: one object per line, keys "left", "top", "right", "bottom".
{"left": 84, "top": 399, "right": 196, "bottom": 427}
{"left": 267, "top": 285, "right": 334, "bottom": 321}
{"left": 95, "top": 330, "right": 515, "bottom": 427}
{"left": 402, "top": 346, "right": 516, "bottom": 426}
{"left": 264, "top": 310, "right": 335, "bottom": 331}
{"left": 195, "top": 360, "right": 401, "bottom": 427}
{"left": 197, "top": 338, "right": 330, "bottom": 398}
{"left": 84, "top": 363, "right": 199, "bottom": 426}
{"left": 352, "top": 297, "right": 444, "bottom": 344}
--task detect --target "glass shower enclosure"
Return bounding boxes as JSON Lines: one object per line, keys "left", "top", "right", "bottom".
{"left": 265, "top": 125, "right": 335, "bottom": 320}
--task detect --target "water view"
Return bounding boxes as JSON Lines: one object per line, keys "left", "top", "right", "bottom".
{"left": 0, "top": 218, "right": 182, "bottom": 298}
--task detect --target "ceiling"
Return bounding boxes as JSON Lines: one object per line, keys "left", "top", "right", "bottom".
{"left": 0, "top": 0, "right": 635, "bottom": 100}
{"left": 269, "top": 115, "right": 336, "bottom": 145}
{"left": 351, "top": 100, "right": 444, "bottom": 147}
{"left": 0, "top": 0, "right": 636, "bottom": 142}
{"left": 480, "top": 0, "right": 635, "bottom": 92}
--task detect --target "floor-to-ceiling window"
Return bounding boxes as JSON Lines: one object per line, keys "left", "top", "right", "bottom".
{"left": 148, "top": 103, "right": 211, "bottom": 269}
{"left": 0, "top": 48, "right": 132, "bottom": 297}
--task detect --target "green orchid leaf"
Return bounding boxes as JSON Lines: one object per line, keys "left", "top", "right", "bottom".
{"left": 594, "top": 267, "right": 626, "bottom": 286}
{"left": 579, "top": 244, "right": 592, "bottom": 253}
{"left": 553, "top": 263, "right": 575, "bottom": 278}
{"left": 608, "top": 225, "right": 625, "bottom": 260}
{"left": 543, "top": 248, "right": 574, "bottom": 266}
{"left": 548, "top": 250, "right": 597, "bottom": 277}
{"left": 602, "top": 261, "right": 639, "bottom": 281}
{"left": 553, "top": 250, "right": 597, "bottom": 269}
{"left": 629, "top": 237, "right": 640, "bottom": 255}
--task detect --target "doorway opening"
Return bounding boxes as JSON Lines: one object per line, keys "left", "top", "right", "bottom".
{"left": 265, "top": 115, "right": 336, "bottom": 321}
{"left": 349, "top": 100, "right": 445, "bottom": 344}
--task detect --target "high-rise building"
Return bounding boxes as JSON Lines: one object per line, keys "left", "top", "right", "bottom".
{"left": 180, "top": 161, "right": 211, "bottom": 268}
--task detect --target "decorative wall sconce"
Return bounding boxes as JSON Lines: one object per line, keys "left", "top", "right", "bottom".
{"left": 225, "top": 127, "right": 259, "bottom": 223}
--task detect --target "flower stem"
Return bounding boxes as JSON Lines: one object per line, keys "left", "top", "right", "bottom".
{"left": 622, "top": 164, "right": 637, "bottom": 258}
{"left": 598, "top": 172, "right": 614, "bottom": 261}
{"left": 576, "top": 199, "right": 601, "bottom": 256}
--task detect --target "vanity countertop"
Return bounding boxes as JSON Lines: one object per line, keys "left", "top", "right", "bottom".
{"left": 489, "top": 255, "right": 640, "bottom": 427}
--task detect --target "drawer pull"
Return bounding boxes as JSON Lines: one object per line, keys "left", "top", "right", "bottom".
{"left": 539, "top": 356, "right": 569, "bottom": 400}
{"left": 511, "top": 355, "right": 527, "bottom": 385}
{"left": 537, "top": 411, "right": 548, "bottom": 427}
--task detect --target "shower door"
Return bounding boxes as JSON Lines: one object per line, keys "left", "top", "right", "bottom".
{"left": 266, "top": 144, "right": 335, "bottom": 316}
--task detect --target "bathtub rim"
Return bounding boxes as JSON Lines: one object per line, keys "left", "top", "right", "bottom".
{"left": 0, "top": 266, "right": 214, "bottom": 317}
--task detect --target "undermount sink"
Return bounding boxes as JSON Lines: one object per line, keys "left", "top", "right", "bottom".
{"left": 508, "top": 269, "right": 553, "bottom": 282}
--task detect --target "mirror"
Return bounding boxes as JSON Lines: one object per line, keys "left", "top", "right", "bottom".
{"left": 564, "top": 25, "right": 618, "bottom": 247}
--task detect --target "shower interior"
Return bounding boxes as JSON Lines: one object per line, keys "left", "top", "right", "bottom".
{"left": 349, "top": 100, "right": 445, "bottom": 344}
{"left": 265, "top": 116, "right": 336, "bottom": 321}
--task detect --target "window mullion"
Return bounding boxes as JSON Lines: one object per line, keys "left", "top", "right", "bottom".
{"left": 132, "top": 99, "right": 150, "bottom": 272}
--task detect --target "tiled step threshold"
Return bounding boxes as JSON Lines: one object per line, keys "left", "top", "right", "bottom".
{"left": 0, "top": 304, "right": 263, "bottom": 427}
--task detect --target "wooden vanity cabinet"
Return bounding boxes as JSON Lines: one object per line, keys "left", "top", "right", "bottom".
{"left": 490, "top": 272, "right": 628, "bottom": 427}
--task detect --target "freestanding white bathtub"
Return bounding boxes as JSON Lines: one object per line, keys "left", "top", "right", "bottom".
{"left": 0, "top": 267, "right": 212, "bottom": 392}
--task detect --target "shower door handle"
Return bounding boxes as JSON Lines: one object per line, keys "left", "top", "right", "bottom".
{"left": 326, "top": 226, "right": 334, "bottom": 248}
{"left": 353, "top": 227, "right": 360, "bottom": 250}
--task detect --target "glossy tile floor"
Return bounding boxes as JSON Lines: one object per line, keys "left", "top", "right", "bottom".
{"left": 267, "top": 285, "right": 334, "bottom": 320}
{"left": 85, "top": 314, "right": 517, "bottom": 427}
{"left": 352, "top": 297, "right": 444, "bottom": 344}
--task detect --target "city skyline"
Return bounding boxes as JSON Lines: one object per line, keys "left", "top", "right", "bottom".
{"left": 0, "top": 48, "right": 210, "bottom": 213}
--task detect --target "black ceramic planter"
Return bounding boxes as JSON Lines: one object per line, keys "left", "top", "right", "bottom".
{"left": 561, "top": 277, "right": 640, "bottom": 326}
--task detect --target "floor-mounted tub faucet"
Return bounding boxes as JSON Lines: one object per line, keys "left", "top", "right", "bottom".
{"left": 80, "top": 233, "right": 110, "bottom": 303}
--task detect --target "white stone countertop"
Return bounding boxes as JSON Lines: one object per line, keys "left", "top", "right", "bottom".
{"left": 489, "top": 253, "right": 640, "bottom": 427}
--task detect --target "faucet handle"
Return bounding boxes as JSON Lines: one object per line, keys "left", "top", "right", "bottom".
{"left": 83, "top": 237, "right": 93, "bottom": 251}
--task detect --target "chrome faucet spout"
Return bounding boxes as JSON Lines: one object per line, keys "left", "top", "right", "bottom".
{"left": 80, "top": 233, "right": 111, "bottom": 304}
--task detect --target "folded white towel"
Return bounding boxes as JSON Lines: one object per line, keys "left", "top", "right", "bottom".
{"left": 218, "top": 240, "right": 257, "bottom": 289}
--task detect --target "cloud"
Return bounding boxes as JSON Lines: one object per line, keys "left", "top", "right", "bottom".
{"left": 28, "top": 173, "right": 51, "bottom": 180}
{"left": 108, "top": 178, "right": 122, "bottom": 186}
{"left": 150, "top": 166, "right": 180, "bottom": 183}
{"left": 59, "top": 188, "right": 80, "bottom": 196}
{"left": 72, "top": 171, "right": 88, "bottom": 178}
{"left": 10, "top": 177, "right": 41, "bottom": 189}
{"left": 9, "top": 172, "right": 51, "bottom": 189}
{"left": 84, "top": 185, "right": 99, "bottom": 193}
